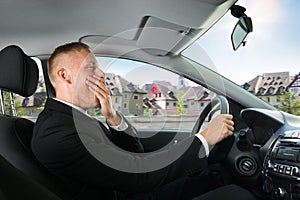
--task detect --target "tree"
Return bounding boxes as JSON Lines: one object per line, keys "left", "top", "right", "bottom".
{"left": 2, "top": 92, "right": 13, "bottom": 115}
{"left": 290, "top": 100, "right": 300, "bottom": 116}
{"left": 176, "top": 91, "right": 186, "bottom": 115}
{"left": 144, "top": 107, "right": 152, "bottom": 116}
{"left": 2, "top": 91, "right": 45, "bottom": 117}
{"left": 278, "top": 91, "right": 300, "bottom": 116}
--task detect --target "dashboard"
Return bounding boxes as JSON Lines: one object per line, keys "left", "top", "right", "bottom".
{"left": 233, "top": 108, "right": 300, "bottom": 200}
{"left": 263, "top": 129, "right": 300, "bottom": 200}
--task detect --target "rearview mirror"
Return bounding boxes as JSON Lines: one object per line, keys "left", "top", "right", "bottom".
{"left": 231, "top": 16, "right": 253, "bottom": 50}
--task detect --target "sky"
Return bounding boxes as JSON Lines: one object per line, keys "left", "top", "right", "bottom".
{"left": 191, "top": 0, "right": 300, "bottom": 84}
{"left": 100, "top": 0, "right": 300, "bottom": 87}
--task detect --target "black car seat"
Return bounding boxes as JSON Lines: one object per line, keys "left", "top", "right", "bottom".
{"left": 0, "top": 154, "right": 61, "bottom": 200}
{"left": 0, "top": 45, "right": 72, "bottom": 199}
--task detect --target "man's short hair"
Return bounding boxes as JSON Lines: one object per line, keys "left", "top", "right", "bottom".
{"left": 48, "top": 42, "right": 90, "bottom": 69}
{"left": 47, "top": 42, "right": 91, "bottom": 93}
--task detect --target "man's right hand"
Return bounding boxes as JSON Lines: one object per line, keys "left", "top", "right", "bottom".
{"left": 200, "top": 114, "right": 234, "bottom": 146}
{"left": 86, "top": 74, "right": 121, "bottom": 126}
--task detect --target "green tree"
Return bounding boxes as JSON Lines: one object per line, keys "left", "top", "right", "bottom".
{"left": 176, "top": 91, "right": 186, "bottom": 115}
{"left": 290, "top": 100, "right": 300, "bottom": 116}
{"left": 3, "top": 92, "right": 29, "bottom": 116}
{"left": 144, "top": 107, "right": 152, "bottom": 116}
{"left": 278, "top": 91, "right": 300, "bottom": 116}
{"left": 2, "top": 91, "right": 46, "bottom": 117}
{"left": 3, "top": 92, "right": 14, "bottom": 115}
{"left": 15, "top": 100, "right": 27, "bottom": 116}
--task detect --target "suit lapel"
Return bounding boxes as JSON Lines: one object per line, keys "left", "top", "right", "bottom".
{"left": 45, "top": 98, "right": 113, "bottom": 142}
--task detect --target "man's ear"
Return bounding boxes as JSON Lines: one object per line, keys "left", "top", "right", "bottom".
{"left": 57, "top": 68, "right": 72, "bottom": 84}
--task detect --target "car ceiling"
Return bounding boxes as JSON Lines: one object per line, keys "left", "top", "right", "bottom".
{"left": 0, "top": 0, "right": 237, "bottom": 57}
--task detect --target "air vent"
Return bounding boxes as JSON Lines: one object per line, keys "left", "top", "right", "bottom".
{"left": 236, "top": 156, "right": 257, "bottom": 176}
{"left": 277, "top": 138, "right": 300, "bottom": 147}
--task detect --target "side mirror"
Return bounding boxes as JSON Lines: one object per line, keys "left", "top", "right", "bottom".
{"left": 231, "top": 16, "right": 253, "bottom": 51}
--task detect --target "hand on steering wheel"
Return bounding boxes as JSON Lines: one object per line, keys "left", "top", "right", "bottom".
{"left": 192, "top": 95, "right": 230, "bottom": 134}
{"left": 201, "top": 114, "right": 234, "bottom": 145}
{"left": 192, "top": 95, "right": 235, "bottom": 162}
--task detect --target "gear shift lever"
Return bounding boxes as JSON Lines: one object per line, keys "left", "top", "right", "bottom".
{"left": 237, "top": 129, "right": 252, "bottom": 151}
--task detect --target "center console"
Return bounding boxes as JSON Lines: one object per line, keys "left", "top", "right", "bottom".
{"left": 263, "top": 129, "right": 300, "bottom": 200}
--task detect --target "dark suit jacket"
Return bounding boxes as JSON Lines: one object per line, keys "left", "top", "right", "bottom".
{"left": 31, "top": 98, "right": 208, "bottom": 199}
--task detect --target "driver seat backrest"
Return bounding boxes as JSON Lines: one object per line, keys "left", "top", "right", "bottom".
{"left": 0, "top": 154, "right": 61, "bottom": 200}
{"left": 0, "top": 45, "right": 72, "bottom": 199}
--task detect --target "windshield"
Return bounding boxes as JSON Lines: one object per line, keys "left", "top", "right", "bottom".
{"left": 183, "top": 0, "right": 300, "bottom": 85}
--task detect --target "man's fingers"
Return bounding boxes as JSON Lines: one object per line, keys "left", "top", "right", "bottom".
{"left": 223, "top": 114, "right": 233, "bottom": 120}
{"left": 86, "top": 77, "right": 109, "bottom": 93}
{"left": 225, "top": 118, "right": 234, "bottom": 126}
{"left": 86, "top": 75, "right": 105, "bottom": 87}
{"left": 222, "top": 116, "right": 234, "bottom": 138}
{"left": 226, "top": 124, "right": 234, "bottom": 132}
{"left": 87, "top": 83, "right": 112, "bottom": 107}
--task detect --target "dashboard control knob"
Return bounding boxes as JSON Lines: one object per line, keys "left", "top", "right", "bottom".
{"left": 274, "top": 187, "right": 286, "bottom": 198}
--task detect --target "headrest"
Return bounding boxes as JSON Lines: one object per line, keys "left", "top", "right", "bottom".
{"left": 0, "top": 45, "right": 38, "bottom": 97}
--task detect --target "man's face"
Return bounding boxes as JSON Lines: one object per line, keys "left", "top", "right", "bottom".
{"left": 72, "top": 49, "right": 104, "bottom": 109}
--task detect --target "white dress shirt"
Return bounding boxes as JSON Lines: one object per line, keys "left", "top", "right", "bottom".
{"left": 195, "top": 133, "right": 210, "bottom": 157}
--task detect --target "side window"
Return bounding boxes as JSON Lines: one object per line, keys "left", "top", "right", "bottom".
{"left": 3, "top": 57, "right": 46, "bottom": 121}
{"left": 95, "top": 57, "right": 216, "bottom": 131}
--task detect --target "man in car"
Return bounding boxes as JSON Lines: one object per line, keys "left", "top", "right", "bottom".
{"left": 31, "top": 42, "right": 255, "bottom": 200}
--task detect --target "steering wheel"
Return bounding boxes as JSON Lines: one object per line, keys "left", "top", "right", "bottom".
{"left": 192, "top": 95, "right": 229, "bottom": 134}
{"left": 192, "top": 95, "right": 234, "bottom": 163}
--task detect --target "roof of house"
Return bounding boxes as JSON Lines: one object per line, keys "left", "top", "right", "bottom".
{"left": 118, "top": 76, "right": 147, "bottom": 94}
{"left": 244, "top": 71, "right": 291, "bottom": 96}
{"left": 147, "top": 81, "right": 177, "bottom": 100}
{"left": 243, "top": 76, "right": 260, "bottom": 93}
{"left": 181, "top": 86, "right": 215, "bottom": 101}
{"left": 105, "top": 73, "right": 147, "bottom": 95}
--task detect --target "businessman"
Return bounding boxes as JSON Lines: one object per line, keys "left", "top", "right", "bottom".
{"left": 31, "top": 42, "right": 255, "bottom": 200}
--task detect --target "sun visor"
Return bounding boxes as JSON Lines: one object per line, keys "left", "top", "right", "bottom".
{"left": 135, "top": 16, "right": 202, "bottom": 56}
{"left": 80, "top": 16, "right": 204, "bottom": 57}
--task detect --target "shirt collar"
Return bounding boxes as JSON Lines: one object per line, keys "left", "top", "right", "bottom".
{"left": 52, "top": 98, "right": 127, "bottom": 131}
{"left": 53, "top": 98, "right": 89, "bottom": 116}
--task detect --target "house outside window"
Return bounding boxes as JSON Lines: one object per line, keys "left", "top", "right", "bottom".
{"left": 95, "top": 56, "right": 216, "bottom": 131}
